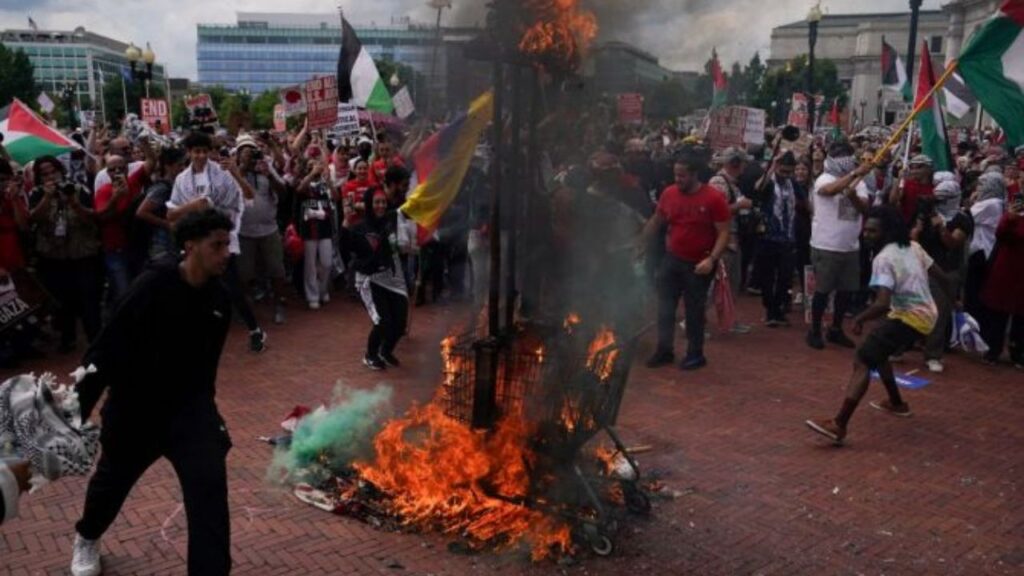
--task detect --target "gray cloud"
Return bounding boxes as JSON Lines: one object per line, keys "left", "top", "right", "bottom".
{"left": 0, "top": 0, "right": 943, "bottom": 81}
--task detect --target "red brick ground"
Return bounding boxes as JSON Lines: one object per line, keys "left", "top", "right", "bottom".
{"left": 1, "top": 293, "right": 1022, "bottom": 575}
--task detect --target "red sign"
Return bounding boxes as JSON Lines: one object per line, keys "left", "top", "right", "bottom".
{"left": 140, "top": 98, "right": 170, "bottom": 134}
{"left": 617, "top": 93, "right": 644, "bottom": 125}
{"left": 305, "top": 76, "right": 339, "bottom": 131}
{"left": 273, "top": 104, "right": 286, "bottom": 133}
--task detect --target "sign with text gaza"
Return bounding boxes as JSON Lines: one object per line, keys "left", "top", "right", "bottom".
{"left": 305, "top": 76, "right": 339, "bottom": 131}
{"left": 140, "top": 98, "right": 170, "bottom": 134}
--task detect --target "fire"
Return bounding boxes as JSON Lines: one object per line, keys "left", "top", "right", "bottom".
{"left": 518, "top": 0, "right": 598, "bottom": 69}
{"left": 587, "top": 325, "right": 619, "bottom": 382}
{"left": 355, "top": 404, "right": 572, "bottom": 560}
{"left": 563, "top": 312, "right": 581, "bottom": 334}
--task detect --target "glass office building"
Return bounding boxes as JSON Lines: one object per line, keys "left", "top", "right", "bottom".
{"left": 0, "top": 26, "right": 166, "bottom": 116}
{"left": 197, "top": 13, "right": 481, "bottom": 111}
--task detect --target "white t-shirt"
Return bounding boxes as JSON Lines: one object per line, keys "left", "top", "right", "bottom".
{"left": 93, "top": 161, "right": 145, "bottom": 195}
{"left": 810, "top": 173, "right": 870, "bottom": 253}
{"left": 870, "top": 241, "right": 937, "bottom": 335}
{"left": 969, "top": 198, "right": 1005, "bottom": 258}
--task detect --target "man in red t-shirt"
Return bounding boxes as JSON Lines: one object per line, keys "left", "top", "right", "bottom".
{"left": 641, "top": 155, "right": 730, "bottom": 370}
{"left": 896, "top": 154, "right": 934, "bottom": 224}
{"left": 94, "top": 154, "right": 149, "bottom": 302}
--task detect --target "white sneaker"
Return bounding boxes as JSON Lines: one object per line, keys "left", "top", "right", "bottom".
{"left": 321, "top": 293, "right": 331, "bottom": 305}
{"left": 926, "top": 359, "right": 944, "bottom": 373}
{"left": 308, "top": 301, "right": 321, "bottom": 310}
{"left": 71, "top": 535, "right": 102, "bottom": 576}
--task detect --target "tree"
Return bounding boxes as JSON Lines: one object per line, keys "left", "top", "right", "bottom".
{"left": 646, "top": 79, "right": 695, "bottom": 120}
{"left": 0, "top": 43, "right": 39, "bottom": 107}
{"left": 753, "top": 56, "right": 847, "bottom": 125}
{"left": 250, "top": 90, "right": 280, "bottom": 130}
{"left": 102, "top": 77, "right": 165, "bottom": 128}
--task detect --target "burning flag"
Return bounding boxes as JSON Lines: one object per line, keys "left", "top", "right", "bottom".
{"left": 709, "top": 48, "right": 728, "bottom": 108}
{"left": 400, "top": 91, "right": 494, "bottom": 245}
{"left": 337, "top": 15, "right": 394, "bottom": 114}
{"left": 0, "top": 99, "right": 80, "bottom": 165}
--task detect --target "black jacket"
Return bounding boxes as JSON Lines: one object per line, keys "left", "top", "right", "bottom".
{"left": 76, "top": 259, "right": 231, "bottom": 431}
{"left": 350, "top": 211, "right": 398, "bottom": 276}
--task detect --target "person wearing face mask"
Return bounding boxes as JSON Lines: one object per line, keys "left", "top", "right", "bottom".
{"left": 980, "top": 193, "right": 1024, "bottom": 368}
{"left": 912, "top": 172, "right": 973, "bottom": 373}
{"left": 752, "top": 151, "right": 799, "bottom": 327}
{"left": 27, "top": 156, "right": 103, "bottom": 354}
{"left": 352, "top": 190, "right": 408, "bottom": 370}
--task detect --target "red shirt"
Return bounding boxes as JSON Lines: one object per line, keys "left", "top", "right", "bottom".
{"left": 368, "top": 156, "right": 405, "bottom": 187}
{"left": 901, "top": 179, "right": 934, "bottom": 224}
{"left": 342, "top": 178, "right": 375, "bottom": 227}
{"left": 94, "top": 168, "right": 147, "bottom": 252}
{"left": 0, "top": 192, "right": 28, "bottom": 270}
{"left": 656, "top": 183, "right": 730, "bottom": 263}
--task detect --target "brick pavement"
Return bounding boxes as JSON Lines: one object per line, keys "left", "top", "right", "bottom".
{"left": 1, "top": 293, "right": 1022, "bottom": 575}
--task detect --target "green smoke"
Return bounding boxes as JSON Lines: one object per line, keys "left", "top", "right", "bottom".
{"left": 269, "top": 383, "right": 393, "bottom": 485}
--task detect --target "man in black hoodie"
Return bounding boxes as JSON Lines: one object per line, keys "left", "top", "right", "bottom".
{"left": 70, "top": 209, "right": 234, "bottom": 576}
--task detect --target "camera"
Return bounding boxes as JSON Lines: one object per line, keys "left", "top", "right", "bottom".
{"left": 251, "top": 149, "right": 264, "bottom": 162}
{"left": 61, "top": 182, "right": 77, "bottom": 197}
{"left": 915, "top": 197, "right": 938, "bottom": 223}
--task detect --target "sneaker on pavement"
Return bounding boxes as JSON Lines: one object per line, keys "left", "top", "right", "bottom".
{"left": 806, "top": 330, "right": 825, "bottom": 350}
{"left": 363, "top": 355, "right": 387, "bottom": 371}
{"left": 321, "top": 293, "right": 331, "bottom": 305}
{"left": 764, "top": 317, "right": 781, "bottom": 328}
{"left": 926, "top": 359, "right": 944, "bottom": 373}
{"left": 679, "top": 355, "right": 707, "bottom": 371}
{"left": 869, "top": 399, "right": 912, "bottom": 417}
{"left": 730, "top": 323, "right": 753, "bottom": 334}
{"left": 380, "top": 352, "right": 401, "bottom": 368}
{"left": 248, "top": 329, "right": 267, "bottom": 353}
{"left": 308, "top": 301, "right": 321, "bottom": 311}
{"left": 273, "top": 303, "right": 286, "bottom": 325}
{"left": 826, "top": 328, "right": 856, "bottom": 348}
{"left": 805, "top": 418, "right": 846, "bottom": 445}
{"left": 645, "top": 351, "right": 674, "bottom": 369}
{"left": 71, "top": 535, "right": 102, "bottom": 576}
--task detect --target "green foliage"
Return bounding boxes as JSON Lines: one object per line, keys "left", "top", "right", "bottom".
{"left": 753, "top": 55, "right": 847, "bottom": 123}
{"left": 250, "top": 90, "right": 280, "bottom": 129}
{"left": 0, "top": 43, "right": 39, "bottom": 107}
{"left": 101, "top": 77, "right": 165, "bottom": 128}
{"left": 646, "top": 79, "right": 695, "bottom": 120}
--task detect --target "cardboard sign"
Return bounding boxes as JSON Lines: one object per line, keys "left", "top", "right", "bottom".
{"left": 0, "top": 270, "right": 49, "bottom": 335}
{"left": 335, "top": 103, "right": 360, "bottom": 136}
{"left": 140, "top": 98, "right": 170, "bottom": 134}
{"left": 304, "top": 76, "right": 339, "bottom": 131}
{"left": 706, "top": 106, "right": 765, "bottom": 150}
{"left": 184, "top": 93, "right": 218, "bottom": 129}
{"left": 278, "top": 85, "right": 307, "bottom": 117}
{"left": 617, "top": 93, "right": 644, "bottom": 125}
{"left": 788, "top": 93, "right": 825, "bottom": 128}
{"left": 392, "top": 86, "right": 415, "bottom": 120}
{"left": 273, "top": 104, "right": 287, "bottom": 133}
{"left": 37, "top": 92, "right": 55, "bottom": 114}
{"left": 78, "top": 110, "right": 95, "bottom": 131}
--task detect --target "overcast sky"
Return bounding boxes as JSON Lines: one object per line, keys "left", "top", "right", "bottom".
{"left": 1, "top": 0, "right": 944, "bottom": 80}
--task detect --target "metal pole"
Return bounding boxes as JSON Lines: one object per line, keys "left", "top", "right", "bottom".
{"left": 504, "top": 65, "right": 522, "bottom": 329}
{"left": 97, "top": 70, "right": 107, "bottom": 126}
{"left": 906, "top": 0, "right": 924, "bottom": 92}
{"left": 488, "top": 60, "right": 504, "bottom": 338}
{"left": 121, "top": 75, "right": 129, "bottom": 121}
{"left": 806, "top": 20, "right": 818, "bottom": 133}
{"left": 521, "top": 67, "right": 541, "bottom": 316}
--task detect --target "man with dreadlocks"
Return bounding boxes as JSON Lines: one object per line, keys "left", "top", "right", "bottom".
{"left": 806, "top": 206, "right": 939, "bottom": 445}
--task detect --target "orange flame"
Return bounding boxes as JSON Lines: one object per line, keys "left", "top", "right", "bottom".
{"left": 587, "top": 325, "right": 619, "bottom": 382}
{"left": 518, "top": 0, "right": 598, "bottom": 68}
{"left": 355, "top": 404, "right": 572, "bottom": 560}
{"left": 563, "top": 312, "right": 581, "bottom": 334}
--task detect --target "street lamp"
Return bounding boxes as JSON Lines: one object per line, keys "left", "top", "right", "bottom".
{"left": 427, "top": 0, "right": 452, "bottom": 115}
{"left": 859, "top": 98, "right": 867, "bottom": 128}
{"left": 806, "top": 1, "right": 823, "bottom": 134}
{"left": 390, "top": 71, "right": 401, "bottom": 88}
{"left": 126, "top": 41, "right": 157, "bottom": 98}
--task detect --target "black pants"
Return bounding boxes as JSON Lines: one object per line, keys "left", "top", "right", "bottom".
{"left": 739, "top": 229, "right": 757, "bottom": 289}
{"left": 417, "top": 241, "right": 446, "bottom": 304}
{"left": 36, "top": 256, "right": 103, "bottom": 347}
{"left": 656, "top": 255, "right": 713, "bottom": 359}
{"left": 754, "top": 240, "right": 795, "bottom": 320}
{"left": 982, "top": 312, "right": 1024, "bottom": 362}
{"left": 366, "top": 284, "right": 409, "bottom": 357}
{"left": 223, "top": 255, "right": 259, "bottom": 332}
{"left": 76, "top": 415, "right": 232, "bottom": 575}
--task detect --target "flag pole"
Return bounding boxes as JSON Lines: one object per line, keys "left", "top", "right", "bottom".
{"left": 870, "top": 60, "right": 959, "bottom": 165}
{"left": 120, "top": 75, "right": 129, "bottom": 125}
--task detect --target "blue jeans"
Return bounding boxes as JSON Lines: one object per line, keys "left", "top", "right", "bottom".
{"left": 104, "top": 251, "right": 133, "bottom": 306}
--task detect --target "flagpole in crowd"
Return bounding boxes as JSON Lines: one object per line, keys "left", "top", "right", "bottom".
{"left": 870, "top": 60, "right": 959, "bottom": 166}
{"left": 120, "top": 75, "right": 129, "bottom": 122}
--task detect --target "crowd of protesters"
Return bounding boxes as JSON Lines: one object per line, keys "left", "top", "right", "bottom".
{"left": 1, "top": 110, "right": 1023, "bottom": 379}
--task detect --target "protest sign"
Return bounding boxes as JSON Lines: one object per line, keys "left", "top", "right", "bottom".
{"left": 140, "top": 98, "right": 170, "bottom": 134}
{"left": 706, "top": 106, "right": 765, "bottom": 150}
{"left": 78, "top": 110, "right": 95, "bottom": 131}
{"left": 305, "top": 76, "right": 339, "bottom": 131}
{"left": 184, "top": 94, "right": 218, "bottom": 129}
{"left": 273, "top": 104, "right": 287, "bottom": 133}
{"left": 788, "top": 93, "right": 825, "bottom": 128}
{"left": 335, "top": 103, "right": 361, "bottom": 136}
{"left": 393, "top": 87, "right": 415, "bottom": 120}
{"left": 0, "top": 270, "right": 49, "bottom": 335}
{"left": 36, "top": 92, "right": 55, "bottom": 114}
{"left": 278, "top": 85, "right": 307, "bottom": 117}
{"left": 617, "top": 93, "right": 644, "bottom": 125}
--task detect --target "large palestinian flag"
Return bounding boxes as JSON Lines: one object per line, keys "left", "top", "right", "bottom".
{"left": 710, "top": 49, "right": 728, "bottom": 108}
{"left": 0, "top": 99, "right": 78, "bottom": 164}
{"left": 958, "top": 0, "right": 1024, "bottom": 147}
{"left": 337, "top": 16, "right": 394, "bottom": 114}
{"left": 882, "top": 37, "right": 911, "bottom": 102}
{"left": 915, "top": 42, "right": 953, "bottom": 171}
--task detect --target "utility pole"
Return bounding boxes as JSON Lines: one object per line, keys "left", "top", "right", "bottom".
{"left": 906, "top": 0, "right": 924, "bottom": 92}
{"left": 427, "top": 0, "right": 451, "bottom": 116}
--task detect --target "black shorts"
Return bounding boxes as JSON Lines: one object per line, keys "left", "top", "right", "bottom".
{"left": 857, "top": 319, "right": 922, "bottom": 368}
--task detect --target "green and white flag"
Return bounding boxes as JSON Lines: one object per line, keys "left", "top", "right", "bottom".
{"left": 0, "top": 99, "right": 79, "bottom": 165}
{"left": 915, "top": 41, "right": 952, "bottom": 171}
{"left": 958, "top": 0, "right": 1024, "bottom": 146}
{"left": 337, "top": 16, "right": 394, "bottom": 115}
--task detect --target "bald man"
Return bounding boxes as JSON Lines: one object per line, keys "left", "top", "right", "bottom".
{"left": 93, "top": 138, "right": 145, "bottom": 195}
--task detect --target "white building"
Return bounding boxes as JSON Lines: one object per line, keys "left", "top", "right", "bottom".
{"left": 768, "top": 1, "right": 1000, "bottom": 126}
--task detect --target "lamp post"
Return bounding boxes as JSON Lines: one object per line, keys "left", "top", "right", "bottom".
{"left": 427, "top": 0, "right": 451, "bottom": 116}
{"left": 806, "top": 2, "right": 823, "bottom": 134}
{"left": 125, "top": 42, "right": 157, "bottom": 98}
{"left": 859, "top": 98, "right": 867, "bottom": 128}
{"left": 771, "top": 100, "right": 778, "bottom": 126}
{"left": 906, "top": 0, "right": 924, "bottom": 86}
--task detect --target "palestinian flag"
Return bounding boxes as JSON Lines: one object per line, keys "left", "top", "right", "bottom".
{"left": 710, "top": 49, "right": 728, "bottom": 108}
{"left": 957, "top": 0, "right": 1024, "bottom": 147}
{"left": 0, "top": 99, "right": 78, "bottom": 165}
{"left": 337, "top": 16, "right": 394, "bottom": 114}
{"left": 401, "top": 91, "right": 493, "bottom": 245}
{"left": 943, "top": 71, "right": 977, "bottom": 119}
{"left": 829, "top": 98, "right": 843, "bottom": 140}
{"left": 915, "top": 41, "right": 953, "bottom": 172}
{"left": 882, "top": 37, "right": 912, "bottom": 102}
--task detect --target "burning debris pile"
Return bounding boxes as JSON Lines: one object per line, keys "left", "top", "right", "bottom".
{"left": 518, "top": 0, "right": 598, "bottom": 70}
{"left": 269, "top": 317, "right": 651, "bottom": 561}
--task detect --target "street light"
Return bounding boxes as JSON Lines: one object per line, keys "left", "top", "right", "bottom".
{"left": 859, "top": 98, "right": 867, "bottom": 128}
{"left": 806, "top": 1, "right": 823, "bottom": 134}
{"left": 126, "top": 41, "right": 157, "bottom": 98}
